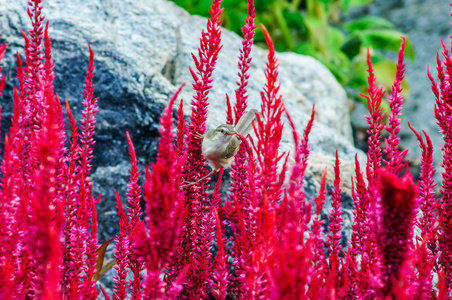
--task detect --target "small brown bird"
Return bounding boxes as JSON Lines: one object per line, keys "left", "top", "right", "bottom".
{"left": 182, "top": 109, "right": 258, "bottom": 188}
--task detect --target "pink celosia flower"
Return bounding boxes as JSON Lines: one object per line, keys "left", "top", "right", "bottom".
{"left": 0, "top": 39, "right": 6, "bottom": 94}
{"left": 326, "top": 151, "right": 343, "bottom": 291}
{"left": 174, "top": 0, "right": 224, "bottom": 296}
{"left": 136, "top": 84, "right": 185, "bottom": 298}
{"left": 271, "top": 106, "right": 315, "bottom": 299}
{"left": 113, "top": 192, "right": 130, "bottom": 300}
{"left": 374, "top": 168, "right": 417, "bottom": 297}
{"left": 360, "top": 49, "right": 386, "bottom": 184}
{"left": 226, "top": 1, "right": 256, "bottom": 295}
{"left": 428, "top": 37, "right": 452, "bottom": 291}
{"left": 125, "top": 131, "right": 144, "bottom": 298}
{"left": 251, "top": 23, "right": 286, "bottom": 208}
{"left": 384, "top": 37, "right": 408, "bottom": 175}
{"left": 409, "top": 123, "right": 438, "bottom": 260}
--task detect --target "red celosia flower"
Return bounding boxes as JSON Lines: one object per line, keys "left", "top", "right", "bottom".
{"left": 226, "top": 2, "right": 256, "bottom": 295}
{"left": 326, "top": 151, "right": 343, "bottom": 291}
{"left": 412, "top": 238, "right": 435, "bottom": 299}
{"left": 211, "top": 177, "right": 229, "bottom": 299}
{"left": 138, "top": 84, "right": 185, "bottom": 298}
{"left": 174, "top": 0, "right": 224, "bottom": 296}
{"left": 232, "top": 0, "right": 256, "bottom": 122}
{"left": 409, "top": 123, "right": 438, "bottom": 261}
{"left": 80, "top": 44, "right": 99, "bottom": 191}
{"left": 251, "top": 23, "right": 286, "bottom": 208}
{"left": 125, "top": 131, "right": 144, "bottom": 298}
{"left": 383, "top": 37, "right": 408, "bottom": 175}
{"left": 272, "top": 106, "right": 315, "bottom": 299}
{"left": 360, "top": 48, "right": 386, "bottom": 184}
{"left": 307, "top": 168, "right": 327, "bottom": 298}
{"left": 428, "top": 37, "right": 452, "bottom": 291}
{"left": 113, "top": 191, "right": 130, "bottom": 300}
{"left": 28, "top": 93, "right": 63, "bottom": 299}
{"left": 176, "top": 99, "right": 187, "bottom": 163}
{"left": 348, "top": 155, "right": 371, "bottom": 296}
{"left": 374, "top": 167, "right": 417, "bottom": 297}
{"left": 0, "top": 39, "right": 6, "bottom": 94}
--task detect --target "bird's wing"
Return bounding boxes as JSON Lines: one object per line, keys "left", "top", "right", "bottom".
{"left": 235, "top": 109, "right": 259, "bottom": 136}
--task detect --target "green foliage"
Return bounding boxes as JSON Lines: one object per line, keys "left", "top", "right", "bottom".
{"left": 94, "top": 238, "right": 115, "bottom": 282}
{"left": 171, "top": 0, "right": 413, "bottom": 106}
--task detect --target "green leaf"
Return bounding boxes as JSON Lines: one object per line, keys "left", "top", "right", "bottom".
{"left": 255, "top": 0, "right": 275, "bottom": 12}
{"left": 93, "top": 238, "right": 115, "bottom": 282}
{"left": 342, "top": 16, "right": 395, "bottom": 32}
{"left": 356, "top": 29, "right": 415, "bottom": 60}
{"left": 295, "top": 42, "right": 321, "bottom": 58}
{"left": 347, "top": 0, "right": 373, "bottom": 7}
{"left": 98, "top": 259, "right": 117, "bottom": 281}
{"left": 327, "top": 26, "right": 345, "bottom": 52}
{"left": 222, "top": 0, "right": 246, "bottom": 9}
{"left": 225, "top": 11, "right": 247, "bottom": 34}
{"left": 190, "top": 0, "right": 212, "bottom": 17}
{"left": 341, "top": 37, "right": 361, "bottom": 59}
{"left": 283, "top": 11, "right": 304, "bottom": 29}
{"left": 342, "top": 0, "right": 373, "bottom": 12}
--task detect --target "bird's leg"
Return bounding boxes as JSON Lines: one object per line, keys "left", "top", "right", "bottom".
{"left": 181, "top": 168, "right": 220, "bottom": 189}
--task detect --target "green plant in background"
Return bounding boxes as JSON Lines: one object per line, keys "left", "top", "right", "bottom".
{"left": 171, "top": 0, "right": 414, "bottom": 108}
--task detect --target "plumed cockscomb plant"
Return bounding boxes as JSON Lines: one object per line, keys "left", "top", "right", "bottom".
{"left": 3, "top": 0, "right": 452, "bottom": 299}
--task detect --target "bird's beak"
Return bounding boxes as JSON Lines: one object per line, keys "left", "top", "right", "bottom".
{"left": 227, "top": 131, "right": 237, "bottom": 135}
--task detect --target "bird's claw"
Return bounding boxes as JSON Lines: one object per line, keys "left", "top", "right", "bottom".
{"left": 192, "top": 133, "right": 204, "bottom": 140}
{"left": 180, "top": 180, "right": 198, "bottom": 189}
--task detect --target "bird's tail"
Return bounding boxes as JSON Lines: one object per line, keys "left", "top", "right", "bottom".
{"left": 235, "top": 109, "right": 259, "bottom": 137}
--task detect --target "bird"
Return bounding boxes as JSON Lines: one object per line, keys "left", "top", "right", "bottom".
{"left": 182, "top": 109, "right": 258, "bottom": 188}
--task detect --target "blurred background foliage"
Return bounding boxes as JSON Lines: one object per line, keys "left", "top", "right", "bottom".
{"left": 170, "top": 0, "right": 414, "bottom": 109}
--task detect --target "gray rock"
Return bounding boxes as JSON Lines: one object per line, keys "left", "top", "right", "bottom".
{"left": 0, "top": 0, "right": 363, "bottom": 295}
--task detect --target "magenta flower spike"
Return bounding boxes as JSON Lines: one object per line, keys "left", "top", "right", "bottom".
{"left": 384, "top": 37, "right": 408, "bottom": 175}
{"left": 125, "top": 132, "right": 144, "bottom": 298}
{"left": 272, "top": 106, "right": 315, "bottom": 299}
{"left": 113, "top": 191, "right": 130, "bottom": 300}
{"left": 0, "top": 89, "right": 24, "bottom": 298}
{"left": 225, "top": 93, "right": 233, "bottom": 125}
{"left": 84, "top": 195, "right": 100, "bottom": 299}
{"left": 307, "top": 168, "right": 328, "bottom": 298}
{"left": 360, "top": 48, "right": 386, "bottom": 184}
{"left": 62, "top": 99, "right": 82, "bottom": 288}
{"left": 408, "top": 123, "right": 438, "bottom": 259}
{"left": 252, "top": 23, "right": 286, "bottom": 208}
{"left": 227, "top": 5, "right": 257, "bottom": 282}
{"left": 177, "top": 0, "right": 224, "bottom": 295}
{"left": 412, "top": 238, "right": 435, "bottom": 299}
{"left": 43, "top": 22, "right": 55, "bottom": 98}
{"left": 233, "top": 0, "right": 256, "bottom": 122}
{"left": 138, "top": 84, "right": 185, "bottom": 298}
{"left": 80, "top": 45, "right": 99, "bottom": 193}
{"left": 0, "top": 39, "right": 6, "bottom": 94}
{"left": 283, "top": 105, "right": 315, "bottom": 233}
{"left": 126, "top": 131, "right": 143, "bottom": 232}
{"left": 428, "top": 36, "right": 452, "bottom": 291}
{"left": 349, "top": 155, "right": 367, "bottom": 261}
{"left": 229, "top": 0, "right": 257, "bottom": 231}
{"left": 374, "top": 168, "right": 417, "bottom": 297}
{"left": 211, "top": 173, "right": 229, "bottom": 300}
{"left": 29, "top": 91, "right": 63, "bottom": 299}
{"left": 176, "top": 99, "right": 187, "bottom": 163}
{"left": 326, "top": 151, "right": 343, "bottom": 291}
